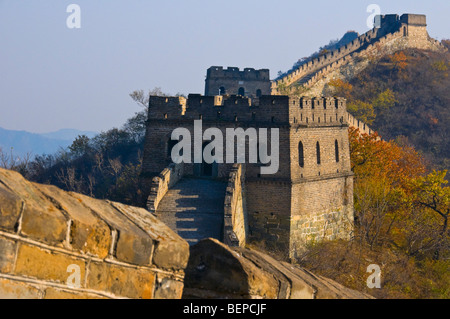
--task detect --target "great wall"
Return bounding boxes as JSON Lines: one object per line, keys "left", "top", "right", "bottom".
{"left": 141, "top": 13, "right": 447, "bottom": 260}
{"left": 271, "top": 14, "right": 444, "bottom": 97}
{"left": 1, "top": 13, "right": 446, "bottom": 299}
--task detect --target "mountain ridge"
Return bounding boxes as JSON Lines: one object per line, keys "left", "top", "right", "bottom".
{"left": 0, "top": 127, "right": 97, "bottom": 158}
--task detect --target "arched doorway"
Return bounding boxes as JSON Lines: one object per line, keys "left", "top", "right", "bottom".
{"left": 194, "top": 142, "right": 218, "bottom": 178}
{"left": 238, "top": 87, "right": 245, "bottom": 96}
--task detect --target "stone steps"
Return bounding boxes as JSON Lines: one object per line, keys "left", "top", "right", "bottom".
{"left": 155, "top": 178, "right": 227, "bottom": 245}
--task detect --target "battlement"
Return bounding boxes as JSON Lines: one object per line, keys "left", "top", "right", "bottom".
{"left": 400, "top": 14, "right": 427, "bottom": 26}
{"left": 206, "top": 66, "right": 270, "bottom": 81}
{"left": 379, "top": 13, "right": 427, "bottom": 28}
{"left": 148, "top": 94, "right": 347, "bottom": 126}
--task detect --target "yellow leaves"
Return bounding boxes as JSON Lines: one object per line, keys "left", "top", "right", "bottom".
{"left": 409, "top": 170, "right": 450, "bottom": 216}
{"left": 328, "top": 79, "right": 353, "bottom": 99}
{"left": 347, "top": 101, "right": 375, "bottom": 125}
{"left": 373, "top": 89, "right": 397, "bottom": 110}
{"left": 431, "top": 60, "right": 448, "bottom": 72}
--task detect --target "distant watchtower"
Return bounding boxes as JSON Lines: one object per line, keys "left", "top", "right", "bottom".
{"left": 205, "top": 66, "right": 271, "bottom": 98}
{"left": 377, "top": 14, "right": 430, "bottom": 49}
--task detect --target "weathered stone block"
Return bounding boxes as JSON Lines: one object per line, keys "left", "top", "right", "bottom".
{"left": 0, "top": 185, "right": 22, "bottom": 232}
{"left": 69, "top": 193, "right": 153, "bottom": 266}
{"left": 0, "top": 237, "right": 16, "bottom": 273}
{"left": 153, "top": 275, "right": 184, "bottom": 299}
{"left": 109, "top": 201, "right": 189, "bottom": 271}
{"left": 0, "top": 278, "right": 41, "bottom": 299}
{"left": 115, "top": 231, "right": 154, "bottom": 266}
{"left": 14, "top": 244, "right": 85, "bottom": 284}
{"left": 87, "top": 262, "right": 155, "bottom": 299}
{"left": 20, "top": 203, "right": 67, "bottom": 246}
{"left": 34, "top": 183, "right": 111, "bottom": 259}
{"left": 0, "top": 169, "right": 67, "bottom": 246}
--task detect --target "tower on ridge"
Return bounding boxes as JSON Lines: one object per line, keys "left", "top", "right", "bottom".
{"left": 205, "top": 66, "right": 271, "bottom": 98}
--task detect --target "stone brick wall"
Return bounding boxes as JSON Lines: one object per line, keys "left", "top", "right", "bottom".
{"left": 223, "top": 164, "right": 247, "bottom": 247}
{"left": 147, "top": 162, "right": 184, "bottom": 213}
{"left": 289, "top": 176, "right": 354, "bottom": 258}
{"left": 246, "top": 181, "right": 292, "bottom": 253}
{"left": 0, "top": 168, "right": 189, "bottom": 299}
{"left": 346, "top": 112, "right": 374, "bottom": 135}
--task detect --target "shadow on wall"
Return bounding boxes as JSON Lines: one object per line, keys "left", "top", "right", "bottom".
{"left": 182, "top": 239, "right": 250, "bottom": 299}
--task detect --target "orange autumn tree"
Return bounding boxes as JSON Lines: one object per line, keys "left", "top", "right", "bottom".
{"left": 350, "top": 127, "right": 449, "bottom": 260}
{"left": 349, "top": 127, "right": 425, "bottom": 249}
{"left": 389, "top": 51, "right": 408, "bottom": 72}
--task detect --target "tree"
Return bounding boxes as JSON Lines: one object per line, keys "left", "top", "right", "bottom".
{"left": 349, "top": 127, "right": 426, "bottom": 248}
{"left": 408, "top": 170, "right": 450, "bottom": 260}
{"left": 328, "top": 79, "right": 353, "bottom": 100}
{"left": 123, "top": 111, "right": 147, "bottom": 143}
{"left": 389, "top": 51, "right": 408, "bottom": 72}
{"left": 347, "top": 100, "right": 376, "bottom": 125}
{"left": 129, "top": 87, "right": 168, "bottom": 109}
{"left": 372, "top": 89, "right": 397, "bottom": 111}
{"left": 69, "top": 135, "right": 91, "bottom": 157}
{"left": 0, "top": 147, "right": 32, "bottom": 177}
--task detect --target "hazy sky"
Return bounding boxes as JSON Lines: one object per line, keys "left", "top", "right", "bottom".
{"left": 0, "top": 0, "right": 449, "bottom": 133}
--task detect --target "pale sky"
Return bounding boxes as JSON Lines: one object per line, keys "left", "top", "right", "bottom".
{"left": 0, "top": 0, "right": 449, "bottom": 133}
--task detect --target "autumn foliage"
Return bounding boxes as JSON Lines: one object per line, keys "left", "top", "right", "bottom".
{"left": 299, "top": 128, "right": 450, "bottom": 299}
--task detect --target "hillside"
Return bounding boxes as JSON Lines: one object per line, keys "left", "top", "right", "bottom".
{"left": 272, "top": 13, "right": 449, "bottom": 171}
{"left": 341, "top": 46, "right": 450, "bottom": 171}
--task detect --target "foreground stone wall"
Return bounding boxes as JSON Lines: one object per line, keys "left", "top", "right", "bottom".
{"left": 0, "top": 168, "right": 189, "bottom": 299}
{"left": 184, "top": 239, "right": 372, "bottom": 299}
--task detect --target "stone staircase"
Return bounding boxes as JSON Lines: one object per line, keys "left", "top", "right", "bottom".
{"left": 155, "top": 178, "right": 227, "bottom": 245}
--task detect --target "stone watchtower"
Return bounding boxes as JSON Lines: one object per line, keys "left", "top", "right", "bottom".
{"left": 141, "top": 93, "right": 354, "bottom": 258}
{"left": 377, "top": 14, "right": 430, "bottom": 49}
{"left": 205, "top": 66, "right": 271, "bottom": 98}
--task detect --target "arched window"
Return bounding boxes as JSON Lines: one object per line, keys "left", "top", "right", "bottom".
{"left": 219, "top": 87, "right": 226, "bottom": 95}
{"left": 256, "top": 89, "right": 262, "bottom": 97}
{"left": 238, "top": 87, "right": 245, "bottom": 96}
{"left": 335, "top": 140, "right": 340, "bottom": 163}
{"left": 316, "top": 142, "right": 321, "bottom": 165}
{"left": 298, "top": 142, "right": 304, "bottom": 168}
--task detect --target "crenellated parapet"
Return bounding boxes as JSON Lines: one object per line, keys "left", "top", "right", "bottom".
{"left": 148, "top": 94, "right": 349, "bottom": 127}
{"left": 206, "top": 66, "right": 270, "bottom": 81}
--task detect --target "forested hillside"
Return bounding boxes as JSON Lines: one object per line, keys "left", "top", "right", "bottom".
{"left": 328, "top": 42, "right": 450, "bottom": 171}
